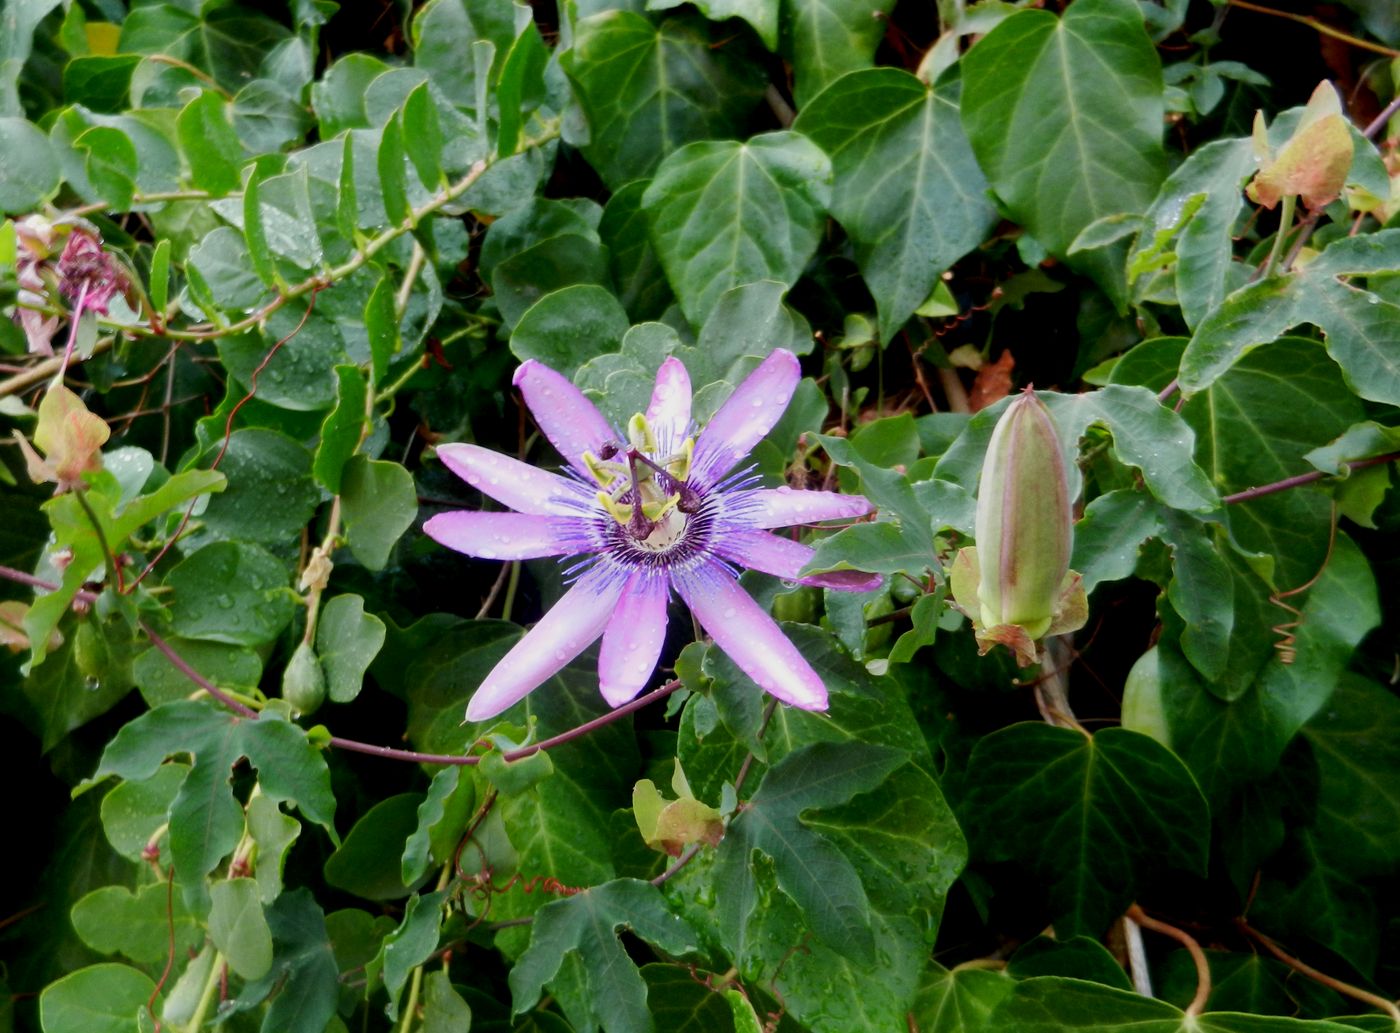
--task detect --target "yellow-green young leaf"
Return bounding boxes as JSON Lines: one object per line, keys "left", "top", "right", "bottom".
{"left": 377, "top": 115, "right": 410, "bottom": 226}
{"left": 247, "top": 793, "right": 300, "bottom": 904}
{"left": 370, "top": 889, "right": 447, "bottom": 1021}
{"left": 148, "top": 238, "right": 170, "bottom": 313}
{"left": 1247, "top": 81, "right": 1353, "bottom": 211}
{"left": 33, "top": 383, "right": 109, "bottom": 486}
{"left": 313, "top": 365, "right": 369, "bottom": 493}
{"left": 494, "top": 17, "right": 548, "bottom": 159}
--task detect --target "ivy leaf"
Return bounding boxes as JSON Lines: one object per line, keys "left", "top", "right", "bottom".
{"left": 962, "top": 725, "right": 1209, "bottom": 937}
{"left": 714, "top": 741, "right": 908, "bottom": 962}
{"left": 784, "top": 0, "right": 896, "bottom": 106}
{"left": 509, "top": 879, "right": 700, "bottom": 1033}
{"left": 960, "top": 0, "right": 1167, "bottom": 305}
{"left": 643, "top": 131, "right": 831, "bottom": 329}
{"left": 910, "top": 962, "right": 1015, "bottom": 1033}
{"left": 934, "top": 386, "right": 1217, "bottom": 515}
{"left": 1180, "top": 229, "right": 1400, "bottom": 406}
{"left": 986, "top": 976, "right": 1360, "bottom": 1032}
{"left": 1132, "top": 534, "right": 1379, "bottom": 801}
{"left": 795, "top": 68, "right": 997, "bottom": 342}
{"left": 1179, "top": 337, "right": 1363, "bottom": 589}
{"left": 561, "top": 12, "right": 764, "bottom": 190}
{"left": 239, "top": 889, "right": 341, "bottom": 1033}
{"left": 1299, "top": 674, "right": 1400, "bottom": 878}
{"left": 90, "top": 701, "right": 337, "bottom": 909}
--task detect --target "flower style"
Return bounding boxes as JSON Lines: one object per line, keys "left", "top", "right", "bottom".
{"left": 424, "top": 350, "right": 880, "bottom": 722}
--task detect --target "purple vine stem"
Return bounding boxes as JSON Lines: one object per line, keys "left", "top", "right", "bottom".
{"left": 0, "top": 563, "right": 683, "bottom": 765}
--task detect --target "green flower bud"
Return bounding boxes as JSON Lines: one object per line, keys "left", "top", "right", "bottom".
{"left": 949, "top": 388, "right": 1086, "bottom": 666}
{"left": 282, "top": 641, "right": 326, "bottom": 716}
{"left": 975, "top": 389, "right": 1071, "bottom": 637}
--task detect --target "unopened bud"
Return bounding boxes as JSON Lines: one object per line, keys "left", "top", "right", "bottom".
{"left": 949, "top": 388, "right": 1086, "bottom": 666}
{"left": 282, "top": 641, "right": 327, "bottom": 716}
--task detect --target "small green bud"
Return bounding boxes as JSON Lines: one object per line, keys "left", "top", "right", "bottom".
{"left": 282, "top": 641, "right": 327, "bottom": 716}
{"left": 950, "top": 388, "right": 1087, "bottom": 666}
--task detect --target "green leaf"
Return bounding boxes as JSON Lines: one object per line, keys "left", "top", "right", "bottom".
{"left": 61, "top": 54, "right": 141, "bottom": 113}
{"left": 325, "top": 793, "right": 425, "bottom": 901}
{"left": 313, "top": 53, "right": 392, "bottom": 137}
{"left": 133, "top": 639, "right": 264, "bottom": 708}
{"left": 962, "top": 725, "right": 1209, "bottom": 936}
{"left": 373, "top": 889, "right": 447, "bottom": 1021}
{"left": 377, "top": 113, "right": 410, "bottom": 227}
{"left": 188, "top": 226, "right": 271, "bottom": 311}
{"left": 600, "top": 181, "right": 673, "bottom": 322}
{"left": 233, "top": 78, "right": 313, "bottom": 154}
{"left": 118, "top": 5, "right": 291, "bottom": 98}
{"left": 241, "top": 164, "right": 279, "bottom": 287}
{"left": 960, "top": 0, "right": 1167, "bottom": 304}
{"left": 401, "top": 82, "right": 444, "bottom": 191}
{"left": 217, "top": 305, "right": 353, "bottom": 412}
{"left": 92, "top": 701, "right": 337, "bottom": 906}
{"left": 0, "top": 117, "right": 60, "bottom": 213}
{"left": 985, "top": 976, "right": 1360, "bottom": 1033}
{"left": 422, "top": 970, "right": 473, "bottom": 1032}
{"left": 641, "top": 965, "right": 742, "bottom": 1032}
{"left": 1008, "top": 936, "right": 1134, "bottom": 991}
{"left": 1127, "top": 137, "right": 1253, "bottom": 328}
{"left": 1300, "top": 674, "right": 1400, "bottom": 878}
{"left": 561, "top": 12, "right": 764, "bottom": 190}
{"left": 70, "top": 884, "right": 201, "bottom": 965}
{"left": 100, "top": 761, "right": 189, "bottom": 861}
{"left": 509, "top": 879, "right": 700, "bottom": 1032}
{"left": 785, "top": 0, "right": 897, "bottom": 106}
{"left": 38, "top": 963, "right": 155, "bottom": 1033}
{"left": 494, "top": 19, "right": 548, "bottom": 159}
{"left": 402, "top": 766, "right": 476, "bottom": 887}
{"left": 1134, "top": 534, "right": 1379, "bottom": 800}
{"left": 176, "top": 90, "right": 244, "bottom": 195}
{"left": 243, "top": 890, "right": 341, "bottom": 1033}
{"left": 313, "top": 366, "right": 369, "bottom": 493}
{"left": 340, "top": 455, "right": 418, "bottom": 571}
{"left": 643, "top": 131, "right": 832, "bottom": 328}
{"left": 492, "top": 233, "right": 612, "bottom": 330}
{"left": 411, "top": 0, "right": 516, "bottom": 110}
{"left": 363, "top": 275, "right": 399, "bottom": 383}
{"left": 508, "top": 283, "right": 628, "bottom": 377}
{"left": 1180, "top": 229, "right": 1400, "bottom": 407}
{"left": 714, "top": 741, "right": 907, "bottom": 961}
{"left": 149, "top": 238, "right": 171, "bottom": 314}
{"left": 911, "top": 962, "right": 1015, "bottom": 1033}
{"left": 934, "top": 385, "right": 1217, "bottom": 514}
{"left": 796, "top": 68, "right": 997, "bottom": 342}
{"left": 650, "top": 0, "right": 777, "bottom": 49}
{"left": 247, "top": 793, "right": 301, "bottom": 904}
{"left": 75, "top": 125, "right": 137, "bottom": 211}
{"left": 166, "top": 540, "right": 295, "bottom": 647}
{"left": 315, "top": 594, "right": 386, "bottom": 703}
{"left": 1179, "top": 338, "right": 1363, "bottom": 588}
{"left": 209, "top": 877, "right": 274, "bottom": 980}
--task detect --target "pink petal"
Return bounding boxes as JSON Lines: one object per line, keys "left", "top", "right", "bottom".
{"left": 466, "top": 567, "right": 625, "bottom": 722}
{"left": 513, "top": 360, "right": 618, "bottom": 475}
{"left": 597, "top": 570, "right": 670, "bottom": 707}
{"left": 436, "top": 443, "right": 582, "bottom": 516}
{"left": 645, "top": 356, "right": 693, "bottom": 448}
{"left": 674, "top": 561, "right": 828, "bottom": 710}
{"left": 713, "top": 530, "right": 882, "bottom": 592}
{"left": 735, "top": 487, "right": 874, "bottom": 530}
{"left": 423, "top": 511, "right": 581, "bottom": 561}
{"left": 692, "top": 350, "right": 800, "bottom": 485}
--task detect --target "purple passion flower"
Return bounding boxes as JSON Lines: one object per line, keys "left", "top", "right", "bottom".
{"left": 425, "top": 350, "right": 880, "bottom": 722}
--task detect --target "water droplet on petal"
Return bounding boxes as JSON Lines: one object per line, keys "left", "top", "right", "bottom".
{"left": 723, "top": 607, "right": 736, "bottom": 619}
